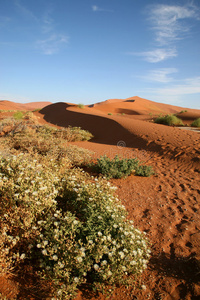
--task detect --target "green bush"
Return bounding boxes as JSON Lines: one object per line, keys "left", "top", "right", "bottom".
{"left": 0, "top": 153, "right": 151, "bottom": 299}
{"left": 191, "top": 118, "right": 200, "bottom": 127}
{"left": 135, "top": 165, "right": 154, "bottom": 177}
{"left": 88, "top": 155, "right": 154, "bottom": 179}
{"left": 13, "top": 111, "right": 24, "bottom": 120}
{"left": 77, "top": 103, "right": 85, "bottom": 109}
{"left": 154, "top": 114, "right": 184, "bottom": 126}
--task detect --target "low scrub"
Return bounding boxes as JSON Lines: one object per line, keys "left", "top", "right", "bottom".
{"left": 0, "top": 118, "right": 93, "bottom": 141}
{"left": 13, "top": 111, "right": 24, "bottom": 120}
{"left": 88, "top": 155, "right": 154, "bottom": 179}
{"left": 77, "top": 103, "right": 85, "bottom": 109}
{"left": 0, "top": 153, "right": 151, "bottom": 299}
{"left": 191, "top": 118, "right": 200, "bottom": 127}
{"left": 0, "top": 118, "right": 93, "bottom": 167}
{"left": 154, "top": 114, "right": 184, "bottom": 126}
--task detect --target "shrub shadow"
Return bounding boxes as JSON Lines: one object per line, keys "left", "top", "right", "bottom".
{"left": 149, "top": 248, "right": 200, "bottom": 299}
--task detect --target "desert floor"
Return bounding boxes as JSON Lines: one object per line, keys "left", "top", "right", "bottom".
{"left": 0, "top": 97, "right": 200, "bottom": 299}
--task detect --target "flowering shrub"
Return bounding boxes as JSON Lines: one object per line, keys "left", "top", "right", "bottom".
{"left": 0, "top": 153, "right": 151, "bottom": 299}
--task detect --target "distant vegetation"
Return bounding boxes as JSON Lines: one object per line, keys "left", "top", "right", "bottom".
{"left": 77, "top": 103, "right": 85, "bottom": 109}
{"left": 179, "top": 110, "right": 187, "bottom": 114}
{"left": 191, "top": 118, "right": 200, "bottom": 127}
{"left": 154, "top": 114, "right": 184, "bottom": 126}
{"left": 88, "top": 155, "right": 154, "bottom": 179}
{"left": 32, "top": 108, "right": 41, "bottom": 112}
{"left": 13, "top": 111, "right": 24, "bottom": 120}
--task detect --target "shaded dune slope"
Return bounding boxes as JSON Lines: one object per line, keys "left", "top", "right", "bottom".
{"left": 40, "top": 103, "right": 147, "bottom": 149}
{"left": 40, "top": 103, "right": 200, "bottom": 164}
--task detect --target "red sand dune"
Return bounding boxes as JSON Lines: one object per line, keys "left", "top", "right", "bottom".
{"left": 0, "top": 100, "right": 52, "bottom": 111}
{"left": 89, "top": 96, "right": 199, "bottom": 116}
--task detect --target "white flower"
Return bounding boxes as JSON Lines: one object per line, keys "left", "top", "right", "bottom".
{"left": 52, "top": 255, "right": 58, "bottom": 261}
{"left": 88, "top": 240, "right": 93, "bottom": 244}
{"left": 76, "top": 256, "right": 83, "bottom": 263}
{"left": 80, "top": 251, "right": 85, "bottom": 257}
{"left": 94, "top": 264, "right": 99, "bottom": 271}
{"left": 42, "top": 249, "right": 47, "bottom": 255}
{"left": 37, "top": 244, "right": 41, "bottom": 248}
{"left": 107, "top": 235, "right": 111, "bottom": 242}
{"left": 132, "top": 250, "right": 137, "bottom": 256}
{"left": 73, "top": 220, "right": 79, "bottom": 225}
{"left": 122, "top": 266, "right": 127, "bottom": 271}
{"left": 119, "top": 251, "right": 125, "bottom": 259}
{"left": 74, "top": 277, "right": 79, "bottom": 283}
{"left": 98, "top": 232, "right": 102, "bottom": 236}
{"left": 20, "top": 253, "right": 26, "bottom": 259}
{"left": 141, "top": 285, "right": 146, "bottom": 290}
{"left": 101, "top": 260, "right": 107, "bottom": 266}
{"left": 43, "top": 240, "right": 48, "bottom": 246}
{"left": 57, "top": 290, "right": 62, "bottom": 296}
{"left": 107, "top": 270, "right": 112, "bottom": 276}
{"left": 130, "top": 260, "right": 137, "bottom": 266}
{"left": 58, "top": 262, "right": 65, "bottom": 269}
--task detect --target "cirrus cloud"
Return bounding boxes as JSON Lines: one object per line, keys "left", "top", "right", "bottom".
{"left": 128, "top": 48, "right": 177, "bottom": 63}
{"left": 149, "top": 3, "right": 200, "bottom": 45}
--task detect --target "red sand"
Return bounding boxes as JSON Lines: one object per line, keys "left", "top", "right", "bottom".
{"left": 0, "top": 97, "right": 200, "bottom": 299}
{"left": 0, "top": 100, "right": 52, "bottom": 111}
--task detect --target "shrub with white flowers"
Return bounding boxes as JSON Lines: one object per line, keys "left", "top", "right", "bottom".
{"left": 0, "top": 153, "right": 151, "bottom": 299}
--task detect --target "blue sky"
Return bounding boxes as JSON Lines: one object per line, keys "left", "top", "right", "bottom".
{"left": 0, "top": 0, "right": 200, "bottom": 108}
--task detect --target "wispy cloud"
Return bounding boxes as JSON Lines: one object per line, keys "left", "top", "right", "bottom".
{"left": 147, "top": 76, "right": 200, "bottom": 96}
{"left": 14, "top": 0, "right": 69, "bottom": 55}
{"left": 142, "top": 68, "right": 178, "bottom": 83}
{"left": 129, "top": 3, "right": 200, "bottom": 63}
{"left": 36, "top": 34, "right": 69, "bottom": 55}
{"left": 149, "top": 3, "right": 200, "bottom": 45}
{"left": 14, "top": 0, "right": 39, "bottom": 23}
{"left": 140, "top": 76, "right": 200, "bottom": 107}
{"left": 42, "top": 9, "right": 54, "bottom": 34}
{"left": 128, "top": 48, "right": 177, "bottom": 63}
{"left": 92, "top": 5, "right": 113, "bottom": 13}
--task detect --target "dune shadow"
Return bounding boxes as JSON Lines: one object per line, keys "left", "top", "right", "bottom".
{"left": 40, "top": 103, "right": 148, "bottom": 149}
{"left": 124, "top": 100, "right": 135, "bottom": 103}
{"left": 115, "top": 108, "right": 141, "bottom": 115}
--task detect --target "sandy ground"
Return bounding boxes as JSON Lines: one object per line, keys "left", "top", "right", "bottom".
{"left": 0, "top": 97, "right": 200, "bottom": 299}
